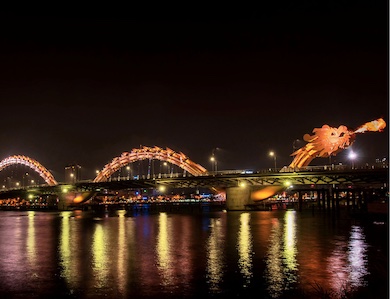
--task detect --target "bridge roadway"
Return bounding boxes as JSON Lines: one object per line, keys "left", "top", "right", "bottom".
{"left": 1, "top": 168, "right": 388, "bottom": 210}
{"left": 2, "top": 168, "right": 389, "bottom": 192}
{"left": 74, "top": 168, "right": 388, "bottom": 189}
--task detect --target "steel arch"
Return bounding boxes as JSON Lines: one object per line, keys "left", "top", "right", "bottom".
{"left": 94, "top": 146, "right": 207, "bottom": 182}
{"left": 0, "top": 155, "right": 58, "bottom": 186}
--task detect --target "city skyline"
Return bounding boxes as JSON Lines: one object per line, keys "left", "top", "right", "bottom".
{"left": 0, "top": 3, "right": 388, "bottom": 181}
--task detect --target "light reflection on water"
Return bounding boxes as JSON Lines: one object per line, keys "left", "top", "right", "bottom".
{"left": 265, "top": 210, "right": 298, "bottom": 298}
{"left": 237, "top": 212, "right": 253, "bottom": 287}
{"left": 283, "top": 211, "right": 298, "bottom": 282}
{"left": 348, "top": 226, "right": 369, "bottom": 287}
{"left": 0, "top": 210, "right": 386, "bottom": 298}
{"left": 27, "top": 211, "right": 36, "bottom": 266}
{"left": 117, "top": 210, "right": 127, "bottom": 296}
{"left": 326, "top": 225, "right": 370, "bottom": 295}
{"left": 206, "top": 218, "right": 225, "bottom": 293}
{"left": 156, "top": 212, "right": 174, "bottom": 286}
{"left": 92, "top": 223, "right": 109, "bottom": 288}
{"left": 265, "top": 216, "right": 284, "bottom": 296}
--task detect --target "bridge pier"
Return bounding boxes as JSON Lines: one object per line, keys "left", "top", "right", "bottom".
{"left": 225, "top": 186, "right": 254, "bottom": 211}
{"left": 57, "top": 193, "right": 69, "bottom": 210}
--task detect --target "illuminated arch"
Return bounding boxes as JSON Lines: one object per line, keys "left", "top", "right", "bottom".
{"left": 94, "top": 146, "right": 207, "bottom": 182}
{"left": 0, "top": 155, "right": 58, "bottom": 186}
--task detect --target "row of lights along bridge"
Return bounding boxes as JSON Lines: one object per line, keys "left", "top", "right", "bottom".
{"left": 0, "top": 150, "right": 386, "bottom": 189}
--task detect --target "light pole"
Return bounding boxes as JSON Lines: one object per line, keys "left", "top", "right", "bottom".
{"left": 210, "top": 156, "right": 218, "bottom": 173}
{"left": 210, "top": 156, "right": 214, "bottom": 172}
{"left": 269, "top": 151, "right": 277, "bottom": 172}
{"left": 349, "top": 151, "right": 357, "bottom": 169}
{"left": 70, "top": 173, "right": 74, "bottom": 184}
{"left": 163, "top": 162, "right": 170, "bottom": 177}
{"left": 22, "top": 172, "right": 29, "bottom": 188}
{"left": 210, "top": 148, "right": 219, "bottom": 173}
{"left": 292, "top": 139, "right": 300, "bottom": 152}
{"left": 126, "top": 166, "right": 131, "bottom": 180}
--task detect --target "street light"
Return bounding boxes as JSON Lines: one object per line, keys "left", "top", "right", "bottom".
{"left": 23, "top": 172, "right": 29, "bottom": 188}
{"left": 210, "top": 148, "right": 219, "bottom": 173}
{"left": 70, "top": 173, "right": 74, "bottom": 183}
{"left": 163, "top": 162, "right": 170, "bottom": 177}
{"left": 126, "top": 166, "right": 131, "bottom": 180}
{"left": 210, "top": 155, "right": 217, "bottom": 172}
{"left": 269, "top": 151, "right": 277, "bottom": 172}
{"left": 349, "top": 151, "right": 357, "bottom": 169}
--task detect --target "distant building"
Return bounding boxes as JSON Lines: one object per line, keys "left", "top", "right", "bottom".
{"left": 375, "top": 158, "right": 388, "bottom": 168}
{"left": 65, "top": 164, "right": 81, "bottom": 183}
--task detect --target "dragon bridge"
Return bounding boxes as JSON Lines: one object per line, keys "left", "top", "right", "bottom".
{"left": 0, "top": 155, "right": 58, "bottom": 186}
{"left": 94, "top": 146, "right": 207, "bottom": 182}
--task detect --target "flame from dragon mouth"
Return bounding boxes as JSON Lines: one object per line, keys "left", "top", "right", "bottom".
{"left": 354, "top": 118, "right": 386, "bottom": 133}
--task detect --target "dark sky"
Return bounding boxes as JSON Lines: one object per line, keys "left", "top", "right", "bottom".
{"left": 0, "top": 2, "right": 388, "bottom": 181}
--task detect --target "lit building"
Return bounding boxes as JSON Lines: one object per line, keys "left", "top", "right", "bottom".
{"left": 65, "top": 164, "right": 81, "bottom": 183}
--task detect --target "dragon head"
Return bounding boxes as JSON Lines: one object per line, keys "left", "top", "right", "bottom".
{"left": 303, "top": 124, "right": 356, "bottom": 158}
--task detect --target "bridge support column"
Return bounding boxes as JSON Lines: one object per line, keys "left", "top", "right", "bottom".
{"left": 352, "top": 190, "right": 357, "bottom": 210}
{"left": 298, "top": 191, "right": 303, "bottom": 211}
{"left": 326, "top": 189, "right": 331, "bottom": 211}
{"left": 225, "top": 186, "right": 253, "bottom": 211}
{"left": 335, "top": 190, "right": 340, "bottom": 211}
{"left": 316, "top": 190, "right": 322, "bottom": 210}
{"left": 57, "top": 193, "right": 70, "bottom": 211}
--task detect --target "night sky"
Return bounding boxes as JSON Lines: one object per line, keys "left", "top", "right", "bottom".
{"left": 0, "top": 2, "right": 388, "bottom": 181}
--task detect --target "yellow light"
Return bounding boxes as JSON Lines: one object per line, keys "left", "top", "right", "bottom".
{"left": 237, "top": 212, "right": 253, "bottom": 286}
{"left": 269, "top": 151, "right": 275, "bottom": 157}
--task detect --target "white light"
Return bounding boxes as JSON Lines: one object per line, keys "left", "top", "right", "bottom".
{"left": 349, "top": 151, "right": 357, "bottom": 160}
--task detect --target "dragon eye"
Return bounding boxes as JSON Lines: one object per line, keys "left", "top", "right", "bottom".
{"left": 339, "top": 132, "right": 345, "bottom": 137}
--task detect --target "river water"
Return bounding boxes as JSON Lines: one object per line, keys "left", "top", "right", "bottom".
{"left": 0, "top": 209, "right": 387, "bottom": 298}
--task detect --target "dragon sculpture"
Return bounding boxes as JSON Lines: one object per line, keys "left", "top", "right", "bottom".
{"left": 289, "top": 118, "right": 386, "bottom": 169}
{"left": 251, "top": 118, "right": 386, "bottom": 201}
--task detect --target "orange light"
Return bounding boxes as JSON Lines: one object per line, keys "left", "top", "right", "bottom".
{"left": 251, "top": 186, "right": 285, "bottom": 201}
{"left": 354, "top": 118, "right": 386, "bottom": 133}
